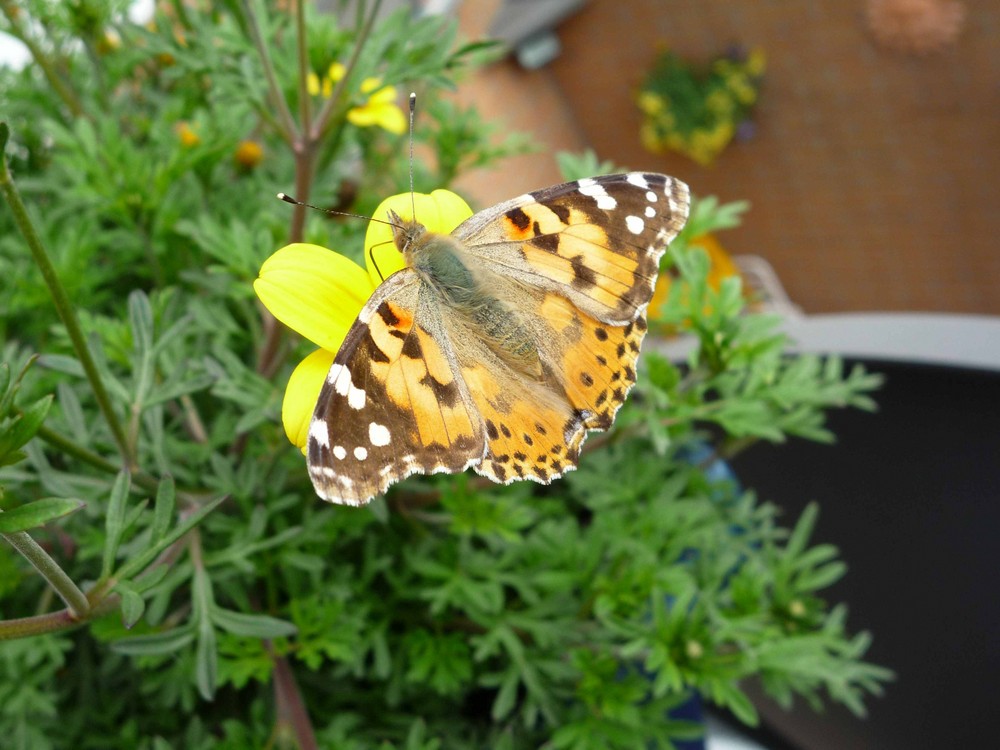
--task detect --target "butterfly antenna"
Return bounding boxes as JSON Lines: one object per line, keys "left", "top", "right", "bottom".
{"left": 276, "top": 193, "right": 402, "bottom": 230}
{"left": 408, "top": 92, "right": 417, "bottom": 222}
{"left": 278, "top": 193, "right": 399, "bottom": 282}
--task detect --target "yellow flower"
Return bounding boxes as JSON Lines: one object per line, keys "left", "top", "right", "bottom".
{"left": 746, "top": 48, "right": 766, "bottom": 77}
{"left": 234, "top": 139, "right": 264, "bottom": 169}
{"left": 649, "top": 233, "right": 742, "bottom": 320}
{"left": 253, "top": 190, "right": 473, "bottom": 451}
{"left": 175, "top": 121, "right": 200, "bottom": 147}
{"left": 307, "top": 62, "right": 406, "bottom": 135}
{"left": 636, "top": 90, "right": 665, "bottom": 115}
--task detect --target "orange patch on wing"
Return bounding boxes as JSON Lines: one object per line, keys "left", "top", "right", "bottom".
{"left": 461, "top": 362, "right": 582, "bottom": 484}
{"left": 538, "top": 293, "right": 645, "bottom": 431}
{"left": 369, "top": 313, "right": 478, "bottom": 451}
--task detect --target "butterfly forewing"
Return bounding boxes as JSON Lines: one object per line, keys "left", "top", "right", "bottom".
{"left": 307, "top": 271, "right": 485, "bottom": 505}
{"left": 454, "top": 173, "right": 690, "bottom": 325}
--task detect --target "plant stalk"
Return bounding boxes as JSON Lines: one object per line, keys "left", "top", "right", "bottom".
{"left": 0, "top": 594, "right": 121, "bottom": 641}
{"left": 1, "top": 124, "right": 135, "bottom": 469}
{"left": 1, "top": 529, "right": 90, "bottom": 618}
{"left": 270, "top": 647, "right": 319, "bottom": 750}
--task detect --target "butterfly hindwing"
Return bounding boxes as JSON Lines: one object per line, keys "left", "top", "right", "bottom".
{"left": 307, "top": 271, "right": 486, "bottom": 505}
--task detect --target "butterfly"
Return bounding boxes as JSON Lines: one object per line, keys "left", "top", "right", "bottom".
{"left": 307, "top": 173, "right": 690, "bottom": 505}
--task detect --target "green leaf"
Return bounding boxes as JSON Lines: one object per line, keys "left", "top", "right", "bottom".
{"left": 115, "top": 495, "right": 226, "bottom": 581}
{"left": 151, "top": 475, "right": 175, "bottom": 543}
{"left": 129, "top": 290, "right": 156, "bottom": 405}
{"left": 212, "top": 607, "right": 297, "bottom": 639}
{"left": 0, "top": 363, "right": 10, "bottom": 409}
{"left": 102, "top": 471, "right": 132, "bottom": 579}
{"left": 112, "top": 627, "right": 194, "bottom": 656}
{"left": 0, "top": 497, "right": 85, "bottom": 533}
{"left": 491, "top": 668, "right": 520, "bottom": 720}
{"left": 195, "top": 619, "right": 217, "bottom": 700}
{"left": 1, "top": 394, "right": 53, "bottom": 459}
{"left": 116, "top": 581, "right": 146, "bottom": 629}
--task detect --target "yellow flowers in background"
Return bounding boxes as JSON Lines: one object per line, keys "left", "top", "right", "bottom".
{"left": 175, "top": 121, "right": 200, "bottom": 147}
{"left": 637, "top": 46, "right": 765, "bottom": 166}
{"left": 253, "top": 190, "right": 472, "bottom": 451}
{"left": 649, "top": 232, "right": 742, "bottom": 320}
{"left": 307, "top": 62, "right": 407, "bottom": 135}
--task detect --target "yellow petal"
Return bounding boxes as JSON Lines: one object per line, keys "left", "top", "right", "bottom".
{"left": 282, "top": 348, "right": 335, "bottom": 451}
{"left": 360, "top": 77, "right": 387, "bottom": 95}
{"left": 307, "top": 72, "right": 320, "bottom": 97}
{"left": 363, "top": 190, "right": 474, "bottom": 283}
{"left": 327, "top": 62, "right": 347, "bottom": 82}
{"left": 347, "top": 102, "right": 407, "bottom": 134}
{"left": 254, "top": 243, "right": 375, "bottom": 352}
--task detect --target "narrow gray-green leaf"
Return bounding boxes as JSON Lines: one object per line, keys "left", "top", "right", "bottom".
{"left": 0, "top": 497, "right": 85, "bottom": 533}
{"left": 151, "top": 475, "right": 175, "bottom": 543}
{"left": 116, "top": 495, "right": 226, "bottom": 581}
{"left": 112, "top": 627, "right": 194, "bottom": 656}
{"left": 116, "top": 581, "right": 146, "bottom": 629}
{"left": 129, "top": 291, "right": 155, "bottom": 406}
{"left": 128, "top": 290, "right": 154, "bottom": 355}
{"left": 37, "top": 354, "right": 85, "bottom": 377}
{"left": 102, "top": 471, "right": 132, "bottom": 579}
{"left": 212, "top": 607, "right": 297, "bottom": 639}
{"left": 7, "top": 394, "right": 54, "bottom": 452}
{"left": 195, "top": 620, "right": 217, "bottom": 700}
{"left": 0, "top": 363, "right": 10, "bottom": 405}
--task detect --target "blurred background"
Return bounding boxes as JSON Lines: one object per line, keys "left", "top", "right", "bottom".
{"left": 448, "top": 0, "right": 997, "bottom": 316}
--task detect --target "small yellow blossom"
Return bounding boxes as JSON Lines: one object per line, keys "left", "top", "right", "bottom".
{"left": 254, "top": 190, "right": 473, "bottom": 450}
{"left": 650, "top": 233, "right": 742, "bottom": 320}
{"left": 175, "top": 121, "right": 200, "bottom": 147}
{"left": 234, "top": 139, "right": 264, "bottom": 169}
{"left": 307, "top": 62, "right": 406, "bottom": 135}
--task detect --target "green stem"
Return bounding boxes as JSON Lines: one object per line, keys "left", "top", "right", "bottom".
{"left": 241, "top": 0, "right": 297, "bottom": 144}
{"left": 295, "top": 0, "right": 312, "bottom": 142}
{"left": 1, "top": 529, "right": 90, "bottom": 618}
{"left": 310, "top": 0, "right": 385, "bottom": 142}
{"left": 0, "top": 594, "right": 120, "bottom": 641}
{"left": 0, "top": 123, "right": 135, "bottom": 469}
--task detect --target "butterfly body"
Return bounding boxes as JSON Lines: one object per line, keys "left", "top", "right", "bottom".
{"left": 396, "top": 216, "right": 543, "bottom": 378}
{"left": 308, "top": 173, "right": 690, "bottom": 505}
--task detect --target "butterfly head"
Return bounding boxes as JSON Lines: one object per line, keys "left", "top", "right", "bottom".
{"left": 387, "top": 208, "right": 428, "bottom": 262}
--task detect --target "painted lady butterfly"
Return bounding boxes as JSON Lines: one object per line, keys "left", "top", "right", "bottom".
{"left": 308, "top": 173, "right": 690, "bottom": 505}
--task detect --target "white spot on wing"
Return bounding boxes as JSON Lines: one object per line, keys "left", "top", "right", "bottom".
{"left": 646, "top": 190, "right": 657, "bottom": 202}
{"left": 645, "top": 205, "right": 656, "bottom": 218}
{"left": 308, "top": 420, "right": 330, "bottom": 448}
{"left": 625, "top": 215, "right": 644, "bottom": 235}
{"left": 369, "top": 422, "right": 391, "bottom": 446}
{"left": 348, "top": 384, "right": 366, "bottom": 410}
{"left": 354, "top": 446, "right": 368, "bottom": 460}
{"left": 327, "top": 363, "right": 343, "bottom": 385}
{"left": 333, "top": 364, "right": 352, "bottom": 396}
{"left": 333, "top": 445, "right": 347, "bottom": 460}
{"left": 578, "top": 179, "right": 618, "bottom": 211}
{"left": 626, "top": 172, "right": 649, "bottom": 188}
